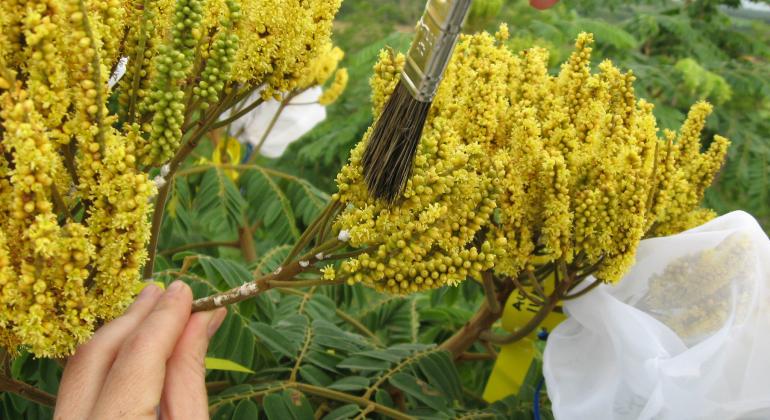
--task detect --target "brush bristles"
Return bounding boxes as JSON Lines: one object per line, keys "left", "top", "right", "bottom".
{"left": 362, "top": 80, "right": 432, "bottom": 203}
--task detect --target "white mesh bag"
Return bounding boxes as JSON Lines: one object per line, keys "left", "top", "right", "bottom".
{"left": 544, "top": 211, "right": 770, "bottom": 420}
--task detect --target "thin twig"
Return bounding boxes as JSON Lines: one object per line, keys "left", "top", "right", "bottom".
{"left": 62, "top": 141, "right": 79, "bottom": 185}
{"left": 481, "top": 271, "right": 501, "bottom": 314}
{"left": 238, "top": 223, "right": 258, "bottom": 263}
{"left": 289, "top": 317, "right": 313, "bottom": 382}
{"left": 480, "top": 266, "right": 574, "bottom": 345}
{"left": 297, "top": 383, "right": 413, "bottom": 420}
{"left": 322, "top": 247, "right": 371, "bottom": 262}
{"left": 247, "top": 101, "right": 287, "bottom": 163}
{"left": 527, "top": 269, "right": 548, "bottom": 300}
{"left": 283, "top": 201, "right": 335, "bottom": 265}
{"left": 318, "top": 200, "right": 343, "bottom": 243}
{"left": 191, "top": 239, "right": 344, "bottom": 311}
{"left": 0, "top": 374, "right": 57, "bottom": 408}
{"left": 562, "top": 277, "right": 603, "bottom": 300}
{"left": 210, "top": 97, "right": 265, "bottom": 130}
{"left": 276, "top": 288, "right": 384, "bottom": 347}
{"left": 143, "top": 88, "right": 239, "bottom": 279}
{"left": 437, "top": 280, "right": 515, "bottom": 359}
{"left": 159, "top": 240, "right": 240, "bottom": 256}
{"left": 509, "top": 273, "right": 544, "bottom": 306}
{"left": 363, "top": 348, "right": 439, "bottom": 400}
{"left": 209, "top": 382, "right": 413, "bottom": 420}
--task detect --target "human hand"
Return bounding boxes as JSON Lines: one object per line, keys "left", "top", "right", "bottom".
{"left": 54, "top": 281, "right": 227, "bottom": 420}
{"left": 530, "top": 0, "right": 560, "bottom": 9}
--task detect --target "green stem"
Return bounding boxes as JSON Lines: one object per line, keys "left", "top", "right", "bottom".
{"left": 209, "top": 382, "right": 413, "bottom": 420}
{"left": 78, "top": 0, "right": 105, "bottom": 147}
{"left": 283, "top": 202, "right": 335, "bottom": 265}
{"left": 0, "top": 374, "right": 56, "bottom": 408}
{"left": 479, "top": 269, "right": 574, "bottom": 345}
{"left": 190, "top": 252, "right": 344, "bottom": 312}
{"left": 509, "top": 272, "right": 544, "bottom": 306}
{"left": 481, "top": 271, "right": 501, "bottom": 314}
{"left": 289, "top": 320, "right": 313, "bottom": 382}
{"left": 438, "top": 280, "right": 515, "bottom": 359}
{"left": 296, "top": 383, "right": 414, "bottom": 420}
{"left": 143, "top": 86, "right": 244, "bottom": 279}
{"left": 562, "top": 277, "right": 602, "bottom": 300}
{"left": 210, "top": 97, "right": 265, "bottom": 131}
{"left": 277, "top": 288, "right": 384, "bottom": 347}
{"left": 246, "top": 101, "right": 287, "bottom": 163}
{"left": 363, "top": 348, "right": 439, "bottom": 400}
{"left": 158, "top": 240, "right": 240, "bottom": 256}
{"left": 175, "top": 163, "right": 321, "bottom": 187}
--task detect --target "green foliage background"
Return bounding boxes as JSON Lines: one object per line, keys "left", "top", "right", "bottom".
{"left": 1, "top": 0, "right": 767, "bottom": 419}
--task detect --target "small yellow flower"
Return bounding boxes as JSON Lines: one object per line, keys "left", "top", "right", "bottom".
{"left": 321, "top": 265, "right": 336, "bottom": 281}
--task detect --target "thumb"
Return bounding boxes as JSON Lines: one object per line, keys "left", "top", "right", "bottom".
{"left": 160, "top": 307, "right": 227, "bottom": 420}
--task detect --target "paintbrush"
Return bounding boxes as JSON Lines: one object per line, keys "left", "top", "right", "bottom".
{"left": 362, "top": 0, "right": 473, "bottom": 203}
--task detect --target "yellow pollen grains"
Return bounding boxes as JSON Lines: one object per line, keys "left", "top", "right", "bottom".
{"left": 334, "top": 29, "right": 729, "bottom": 293}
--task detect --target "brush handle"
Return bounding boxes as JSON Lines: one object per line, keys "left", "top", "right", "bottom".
{"left": 402, "top": 0, "right": 473, "bottom": 102}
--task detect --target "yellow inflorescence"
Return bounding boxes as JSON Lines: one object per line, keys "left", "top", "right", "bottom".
{"left": 319, "top": 68, "right": 349, "bottom": 105}
{"left": 639, "top": 233, "right": 753, "bottom": 343}
{"left": 1, "top": 0, "right": 343, "bottom": 356}
{"left": 225, "top": 0, "right": 342, "bottom": 98}
{"left": 334, "top": 30, "right": 729, "bottom": 293}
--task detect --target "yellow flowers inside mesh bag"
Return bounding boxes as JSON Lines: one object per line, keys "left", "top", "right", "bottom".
{"left": 334, "top": 29, "right": 729, "bottom": 293}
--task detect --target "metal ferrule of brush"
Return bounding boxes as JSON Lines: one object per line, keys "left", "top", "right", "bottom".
{"left": 402, "top": 0, "right": 473, "bottom": 103}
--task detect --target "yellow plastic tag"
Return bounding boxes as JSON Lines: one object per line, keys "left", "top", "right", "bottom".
{"left": 482, "top": 275, "right": 565, "bottom": 402}
{"left": 212, "top": 136, "right": 242, "bottom": 181}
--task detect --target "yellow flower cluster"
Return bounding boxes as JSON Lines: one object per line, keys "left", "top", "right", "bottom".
{"left": 117, "top": 0, "right": 175, "bottom": 122}
{"left": 209, "top": 0, "right": 342, "bottom": 98}
{"left": 639, "top": 233, "right": 752, "bottom": 343}
{"left": 319, "top": 68, "right": 349, "bottom": 105}
{"left": 294, "top": 41, "right": 349, "bottom": 104}
{"left": 0, "top": 0, "right": 344, "bottom": 355}
{"left": 0, "top": 1, "right": 24, "bottom": 74}
{"left": 334, "top": 29, "right": 729, "bottom": 293}
{"left": 0, "top": 0, "right": 154, "bottom": 357}
{"left": 119, "top": 0, "right": 342, "bottom": 165}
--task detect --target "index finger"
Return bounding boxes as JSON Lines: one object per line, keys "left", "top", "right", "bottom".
{"left": 89, "top": 280, "right": 193, "bottom": 419}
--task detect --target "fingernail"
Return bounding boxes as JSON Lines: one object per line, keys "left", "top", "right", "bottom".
{"left": 166, "top": 280, "right": 186, "bottom": 295}
{"left": 207, "top": 308, "right": 227, "bottom": 339}
{"left": 136, "top": 283, "right": 160, "bottom": 301}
